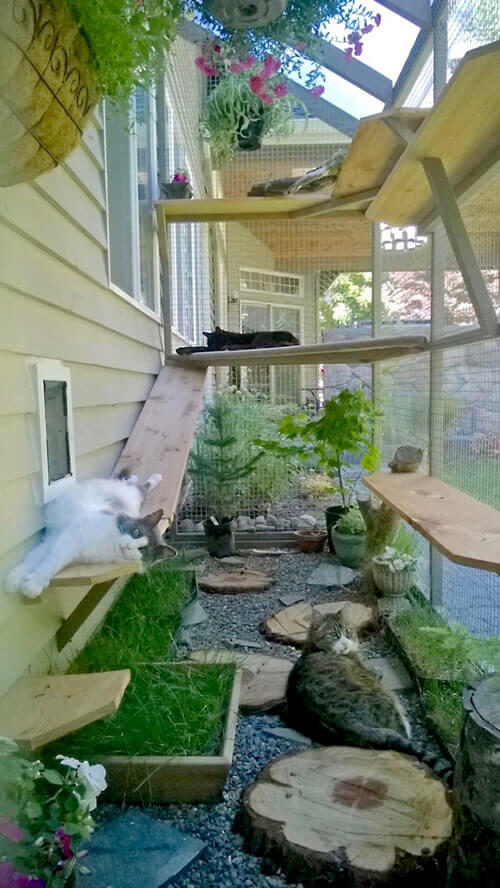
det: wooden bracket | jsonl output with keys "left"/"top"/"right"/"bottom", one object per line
{"left": 56, "top": 579, "right": 116, "bottom": 651}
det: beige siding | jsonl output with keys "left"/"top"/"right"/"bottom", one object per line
{"left": 0, "top": 100, "right": 161, "bottom": 695}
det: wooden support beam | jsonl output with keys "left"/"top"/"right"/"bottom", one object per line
{"left": 311, "top": 39, "right": 393, "bottom": 104}
{"left": 375, "top": 0, "right": 432, "bottom": 30}
{"left": 421, "top": 157, "right": 498, "bottom": 336}
{"left": 289, "top": 188, "right": 379, "bottom": 219}
{"left": 56, "top": 580, "right": 116, "bottom": 652}
{"left": 419, "top": 145, "right": 500, "bottom": 232}
{"left": 282, "top": 80, "right": 359, "bottom": 137}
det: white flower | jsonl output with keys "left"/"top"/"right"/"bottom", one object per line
{"left": 56, "top": 755, "right": 81, "bottom": 769}
{"left": 393, "top": 558, "right": 405, "bottom": 572}
{"left": 76, "top": 762, "right": 107, "bottom": 811}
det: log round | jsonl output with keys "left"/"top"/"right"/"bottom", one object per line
{"left": 187, "top": 650, "right": 293, "bottom": 712}
{"left": 447, "top": 673, "right": 500, "bottom": 886}
{"left": 241, "top": 747, "right": 452, "bottom": 887}
{"left": 262, "top": 600, "right": 375, "bottom": 646}
{"left": 199, "top": 569, "right": 275, "bottom": 594}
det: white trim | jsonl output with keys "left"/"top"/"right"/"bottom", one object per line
{"left": 35, "top": 360, "right": 76, "bottom": 503}
{"left": 110, "top": 283, "right": 161, "bottom": 323}
{"left": 239, "top": 266, "right": 304, "bottom": 300}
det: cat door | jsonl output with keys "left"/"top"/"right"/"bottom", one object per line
{"left": 35, "top": 362, "right": 76, "bottom": 501}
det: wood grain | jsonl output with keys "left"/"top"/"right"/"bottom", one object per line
{"left": 187, "top": 650, "right": 293, "bottom": 712}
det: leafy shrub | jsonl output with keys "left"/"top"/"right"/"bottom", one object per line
{"left": 336, "top": 507, "right": 365, "bottom": 536}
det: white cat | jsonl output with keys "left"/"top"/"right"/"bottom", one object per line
{"left": 5, "top": 472, "right": 163, "bottom": 599}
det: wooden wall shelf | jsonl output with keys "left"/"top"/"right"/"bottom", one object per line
{"left": 364, "top": 473, "right": 500, "bottom": 574}
{"left": 50, "top": 561, "right": 141, "bottom": 587}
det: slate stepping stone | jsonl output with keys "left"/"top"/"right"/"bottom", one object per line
{"left": 75, "top": 810, "right": 205, "bottom": 888}
{"left": 263, "top": 600, "right": 375, "bottom": 646}
{"left": 260, "top": 723, "right": 312, "bottom": 746}
{"left": 199, "top": 569, "right": 275, "bottom": 594}
{"left": 278, "top": 592, "right": 306, "bottom": 607}
{"left": 180, "top": 599, "right": 209, "bottom": 627}
{"left": 187, "top": 650, "right": 293, "bottom": 712}
{"left": 367, "top": 656, "right": 413, "bottom": 690}
{"left": 308, "top": 562, "right": 357, "bottom": 587}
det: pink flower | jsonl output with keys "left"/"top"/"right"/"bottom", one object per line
{"left": 347, "top": 31, "right": 361, "bottom": 44}
{"left": 204, "top": 64, "right": 217, "bottom": 76}
{"left": 0, "top": 818, "right": 23, "bottom": 843}
{"left": 249, "top": 74, "right": 265, "bottom": 95}
{"left": 354, "top": 41, "right": 363, "bottom": 56}
{"left": 240, "top": 54, "right": 256, "bottom": 70}
{"left": 262, "top": 55, "right": 281, "bottom": 77}
{"left": 230, "top": 61, "right": 244, "bottom": 74}
{"left": 362, "top": 24, "right": 373, "bottom": 34}
{"left": 213, "top": 43, "right": 222, "bottom": 54}
{"left": 261, "top": 92, "right": 274, "bottom": 105}
{"left": 273, "top": 83, "right": 288, "bottom": 98}
{"left": 195, "top": 56, "right": 207, "bottom": 72}
{"left": 309, "top": 85, "right": 325, "bottom": 97}
{"left": 375, "top": 12, "right": 382, "bottom": 26}
{"left": 55, "top": 828, "right": 73, "bottom": 860}
{"left": 344, "top": 46, "right": 353, "bottom": 60}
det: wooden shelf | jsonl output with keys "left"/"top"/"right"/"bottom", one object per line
{"left": 367, "top": 41, "right": 500, "bottom": 226}
{"left": 155, "top": 194, "right": 368, "bottom": 224}
{"left": 50, "top": 560, "right": 142, "bottom": 587}
{"left": 364, "top": 473, "right": 500, "bottom": 573}
{"left": 0, "top": 670, "right": 131, "bottom": 750}
{"left": 168, "top": 334, "right": 429, "bottom": 368}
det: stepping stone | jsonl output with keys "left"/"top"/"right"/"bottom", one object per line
{"left": 220, "top": 556, "right": 246, "bottom": 567}
{"left": 228, "top": 637, "right": 263, "bottom": 650}
{"left": 278, "top": 592, "right": 306, "bottom": 607}
{"left": 246, "top": 549, "right": 294, "bottom": 556}
{"left": 308, "top": 562, "right": 357, "bottom": 587}
{"left": 187, "top": 650, "right": 293, "bottom": 712}
{"left": 261, "top": 724, "right": 312, "bottom": 746}
{"left": 75, "top": 810, "right": 205, "bottom": 888}
{"left": 180, "top": 599, "right": 209, "bottom": 627}
{"left": 263, "top": 600, "right": 375, "bottom": 646}
{"left": 199, "top": 569, "right": 275, "bottom": 594}
{"left": 367, "top": 656, "right": 413, "bottom": 690}
{"left": 241, "top": 747, "right": 452, "bottom": 886}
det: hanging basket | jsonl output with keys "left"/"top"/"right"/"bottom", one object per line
{"left": 0, "top": 0, "right": 100, "bottom": 187}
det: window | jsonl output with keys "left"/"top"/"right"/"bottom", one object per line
{"left": 239, "top": 268, "right": 302, "bottom": 298}
{"left": 105, "top": 90, "right": 159, "bottom": 313}
{"left": 36, "top": 362, "right": 75, "bottom": 501}
{"left": 239, "top": 301, "right": 303, "bottom": 403}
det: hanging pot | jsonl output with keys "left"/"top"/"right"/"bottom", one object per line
{"left": 208, "top": 0, "right": 288, "bottom": 28}
{"left": 204, "top": 517, "right": 236, "bottom": 558}
{"left": 325, "top": 505, "right": 348, "bottom": 554}
{"left": 0, "top": 0, "right": 100, "bottom": 186}
{"left": 237, "top": 112, "right": 265, "bottom": 151}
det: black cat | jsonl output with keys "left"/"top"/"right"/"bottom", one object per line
{"left": 176, "top": 326, "right": 299, "bottom": 355}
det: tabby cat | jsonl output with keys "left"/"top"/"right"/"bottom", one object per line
{"left": 285, "top": 611, "right": 452, "bottom": 781}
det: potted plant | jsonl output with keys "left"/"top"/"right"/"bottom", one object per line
{"left": 330, "top": 507, "right": 366, "bottom": 568}
{"left": 294, "top": 528, "right": 328, "bottom": 554}
{"left": 0, "top": 737, "right": 106, "bottom": 886}
{"left": 189, "top": 394, "right": 263, "bottom": 556}
{"left": 0, "top": 0, "right": 182, "bottom": 186}
{"left": 161, "top": 168, "right": 193, "bottom": 199}
{"left": 372, "top": 546, "right": 417, "bottom": 597}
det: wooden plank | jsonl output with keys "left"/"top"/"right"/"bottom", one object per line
{"left": 0, "top": 670, "right": 131, "bottom": 749}
{"left": 334, "top": 109, "right": 428, "bottom": 199}
{"left": 113, "top": 364, "right": 207, "bottom": 527}
{"left": 50, "top": 561, "right": 141, "bottom": 587}
{"left": 364, "top": 473, "right": 500, "bottom": 573}
{"left": 56, "top": 580, "right": 115, "bottom": 651}
{"left": 169, "top": 334, "right": 429, "bottom": 368}
{"left": 156, "top": 195, "right": 364, "bottom": 224}
{"left": 187, "top": 650, "right": 294, "bottom": 713}
{"left": 367, "top": 42, "right": 500, "bottom": 225}
{"left": 288, "top": 189, "right": 379, "bottom": 220}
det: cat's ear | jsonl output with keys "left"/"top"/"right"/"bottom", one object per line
{"left": 215, "top": 325, "right": 222, "bottom": 332}
{"left": 141, "top": 509, "right": 163, "bottom": 529}
{"left": 203, "top": 331, "right": 209, "bottom": 339}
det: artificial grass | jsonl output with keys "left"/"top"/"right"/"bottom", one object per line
{"left": 53, "top": 563, "right": 235, "bottom": 759}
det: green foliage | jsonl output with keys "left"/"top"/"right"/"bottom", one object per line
{"left": 320, "top": 272, "right": 372, "bottom": 329}
{"left": 300, "top": 472, "right": 337, "bottom": 500}
{"left": 391, "top": 522, "right": 418, "bottom": 557}
{"left": 420, "top": 680, "right": 465, "bottom": 748}
{"left": 256, "top": 387, "right": 381, "bottom": 508}
{"left": 199, "top": 72, "right": 301, "bottom": 159}
{"left": 190, "top": 391, "right": 300, "bottom": 518}
{"left": 67, "top": 0, "right": 182, "bottom": 103}
{"left": 336, "top": 507, "right": 365, "bottom": 536}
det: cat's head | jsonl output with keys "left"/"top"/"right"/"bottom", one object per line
{"left": 117, "top": 510, "right": 164, "bottom": 559}
{"left": 203, "top": 326, "right": 225, "bottom": 349}
{"left": 308, "top": 610, "right": 360, "bottom": 655}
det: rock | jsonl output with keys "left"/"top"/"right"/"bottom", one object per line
{"left": 255, "top": 515, "right": 267, "bottom": 524}
{"left": 308, "top": 562, "right": 357, "bottom": 587}
{"left": 275, "top": 520, "right": 286, "bottom": 531}
{"left": 278, "top": 592, "right": 306, "bottom": 607}
{"left": 367, "top": 656, "right": 413, "bottom": 691}
{"left": 220, "top": 556, "right": 246, "bottom": 567}
{"left": 298, "top": 514, "right": 317, "bottom": 528}
{"left": 260, "top": 724, "right": 312, "bottom": 746}
{"left": 288, "top": 518, "right": 298, "bottom": 529}
{"left": 178, "top": 519, "right": 194, "bottom": 532}
{"left": 266, "top": 515, "right": 278, "bottom": 526}
{"left": 75, "top": 810, "right": 206, "bottom": 888}
{"left": 194, "top": 522, "right": 205, "bottom": 533}
{"left": 180, "top": 600, "right": 209, "bottom": 628}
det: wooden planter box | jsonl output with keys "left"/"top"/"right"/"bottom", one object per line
{"left": 0, "top": 0, "right": 100, "bottom": 185}
{"left": 101, "top": 668, "right": 242, "bottom": 804}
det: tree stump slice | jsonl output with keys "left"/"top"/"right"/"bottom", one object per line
{"left": 241, "top": 746, "right": 452, "bottom": 887}
{"left": 199, "top": 569, "right": 275, "bottom": 594}
{"left": 262, "top": 600, "right": 376, "bottom": 646}
{"left": 447, "top": 673, "right": 500, "bottom": 886}
{"left": 187, "top": 650, "right": 293, "bottom": 712}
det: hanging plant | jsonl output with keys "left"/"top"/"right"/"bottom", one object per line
{"left": 199, "top": 50, "right": 305, "bottom": 158}
{"left": 185, "top": 0, "right": 382, "bottom": 90}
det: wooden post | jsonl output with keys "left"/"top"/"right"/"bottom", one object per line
{"left": 447, "top": 673, "right": 500, "bottom": 887}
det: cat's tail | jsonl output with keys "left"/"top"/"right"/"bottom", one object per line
{"left": 347, "top": 723, "right": 454, "bottom": 785}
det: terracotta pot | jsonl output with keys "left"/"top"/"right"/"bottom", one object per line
{"left": 330, "top": 526, "right": 366, "bottom": 568}
{"left": 294, "top": 529, "right": 327, "bottom": 554}
{"left": 0, "top": 0, "right": 100, "bottom": 186}
{"left": 372, "top": 560, "right": 415, "bottom": 597}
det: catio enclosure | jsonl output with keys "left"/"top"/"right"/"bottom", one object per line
{"left": 161, "top": 4, "right": 499, "bottom": 640}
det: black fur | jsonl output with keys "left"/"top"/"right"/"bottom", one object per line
{"left": 176, "top": 326, "right": 299, "bottom": 355}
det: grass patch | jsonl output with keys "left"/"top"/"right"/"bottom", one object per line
{"left": 420, "top": 679, "right": 465, "bottom": 748}
{"left": 52, "top": 563, "right": 235, "bottom": 760}
{"left": 47, "top": 663, "right": 235, "bottom": 758}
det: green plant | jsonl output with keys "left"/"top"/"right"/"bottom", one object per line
{"left": 300, "top": 472, "right": 337, "bottom": 500}
{"left": 336, "top": 507, "right": 365, "bottom": 536}
{"left": 67, "top": 0, "right": 183, "bottom": 104}
{"left": 199, "top": 69, "right": 301, "bottom": 159}
{"left": 390, "top": 523, "right": 418, "bottom": 557}
{"left": 372, "top": 545, "right": 417, "bottom": 572}
{"left": 320, "top": 272, "right": 372, "bottom": 329}
{"left": 420, "top": 680, "right": 465, "bottom": 748}
{"left": 256, "top": 387, "right": 381, "bottom": 508}
{"left": 0, "top": 738, "right": 106, "bottom": 887}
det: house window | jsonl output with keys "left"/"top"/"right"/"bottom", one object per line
{"left": 105, "top": 90, "right": 159, "bottom": 313}
{"left": 239, "top": 301, "right": 303, "bottom": 403}
{"left": 36, "top": 363, "right": 75, "bottom": 501}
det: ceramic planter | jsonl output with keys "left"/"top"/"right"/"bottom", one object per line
{"left": 372, "top": 560, "right": 416, "bottom": 597}
{"left": 331, "top": 525, "right": 366, "bottom": 569}
{"left": 0, "top": 0, "right": 100, "bottom": 186}
{"left": 294, "top": 529, "right": 327, "bottom": 554}
{"left": 325, "top": 505, "right": 348, "bottom": 554}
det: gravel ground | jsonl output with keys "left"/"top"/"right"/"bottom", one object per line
{"left": 96, "top": 550, "right": 444, "bottom": 888}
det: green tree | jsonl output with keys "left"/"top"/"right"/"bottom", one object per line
{"left": 320, "top": 272, "right": 372, "bottom": 329}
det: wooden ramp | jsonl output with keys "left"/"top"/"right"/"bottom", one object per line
{"left": 0, "top": 671, "right": 130, "bottom": 749}
{"left": 114, "top": 364, "right": 207, "bottom": 529}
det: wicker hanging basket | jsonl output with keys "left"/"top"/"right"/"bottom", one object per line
{"left": 0, "top": 0, "right": 100, "bottom": 186}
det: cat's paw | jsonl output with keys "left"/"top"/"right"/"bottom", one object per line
{"left": 20, "top": 575, "right": 46, "bottom": 599}
{"left": 144, "top": 473, "right": 162, "bottom": 492}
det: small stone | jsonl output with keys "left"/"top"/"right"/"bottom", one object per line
{"left": 275, "top": 520, "right": 286, "bottom": 531}
{"left": 194, "top": 522, "right": 205, "bottom": 533}
{"left": 228, "top": 638, "right": 262, "bottom": 650}
{"left": 279, "top": 592, "right": 306, "bottom": 606}
{"left": 308, "top": 563, "right": 357, "bottom": 587}
{"left": 289, "top": 518, "right": 298, "bottom": 529}
{"left": 179, "top": 519, "right": 194, "bottom": 532}
{"left": 261, "top": 724, "right": 312, "bottom": 746}
{"left": 220, "top": 556, "right": 246, "bottom": 567}
{"left": 367, "top": 656, "right": 413, "bottom": 690}
{"left": 255, "top": 515, "right": 267, "bottom": 525}
{"left": 298, "top": 514, "right": 317, "bottom": 528}
{"left": 181, "top": 600, "right": 209, "bottom": 628}
{"left": 266, "top": 515, "right": 278, "bottom": 526}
